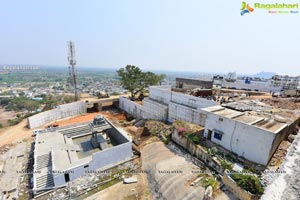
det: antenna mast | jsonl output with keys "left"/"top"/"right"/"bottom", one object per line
{"left": 68, "top": 41, "right": 79, "bottom": 101}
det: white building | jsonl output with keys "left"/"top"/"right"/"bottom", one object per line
{"left": 271, "top": 75, "right": 300, "bottom": 90}
{"left": 201, "top": 106, "right": 289, "bottom": 165}
{"left": 119, "top": 85, "right": 218, "bottom": 125}
{"left": 32, "top": 117, "right": 133, "bottom": 194}
{"left": 119, "top": 86, "right": 295, "bottom": 166}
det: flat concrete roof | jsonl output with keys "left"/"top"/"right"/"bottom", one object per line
{"left": 34, "top": 118, "right": 131, "bottom": 190}
{"left": 202, "top": 105, "right": 288, "bottom": 133}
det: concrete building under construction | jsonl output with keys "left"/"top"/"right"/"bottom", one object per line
{"left": 32, "top": 115, "right": 133, "bottom": 194}
{"left": 176, "top": 77, "right": 213, "bottom": 89}
{"left": 119, "top": 86, "right": 299, "bottom": 166}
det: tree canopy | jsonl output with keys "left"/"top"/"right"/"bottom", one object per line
{"left": 117, "top": 65, "right": 165, "bottom": 99}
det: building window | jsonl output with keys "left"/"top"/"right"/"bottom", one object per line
{"left": 214, "top": 132, "right": 223, "bottom": 140}
{"left": 84, "top": 165, "right": 89, "bottom": 168}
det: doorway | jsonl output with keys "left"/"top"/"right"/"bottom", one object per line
{"left": 64, "top": 173, "right": 70, "bottom": 182}
{"left": 207, "top": 130, "right": 212, "bottom": 140}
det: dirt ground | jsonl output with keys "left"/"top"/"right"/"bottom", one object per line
{"left": 0, "top": 108, "right": 17, "bottom": 127}
{"left": 49, "top": 110, "right": 126, "bottom": 127}
{"left": 0, "top": 119, "right": 32, "bottom": 147}
{"left": 0, "top": 110, "right": 126, "bottom": 147}
{"left": 260, "top": 97, "right": 300, "bottom": 110}
{"left": 248, "top": 94, "right": 273, "bottom": 100}
{"left": 268, "top": 140, "right": 291, "bottom": 168}
{"left": 84, "top": 173, "right": 151, "bottom": 200}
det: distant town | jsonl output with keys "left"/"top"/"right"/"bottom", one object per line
{"left": 0, "top": 64, "right": 299, "bottom": 200}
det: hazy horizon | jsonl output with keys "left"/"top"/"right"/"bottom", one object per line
{"left": 0, "top": 0, "right": 299, "bottom": 75}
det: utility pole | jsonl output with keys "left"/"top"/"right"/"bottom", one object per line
{"left": 67, "top": 41, "right": 79, "bottom": 101}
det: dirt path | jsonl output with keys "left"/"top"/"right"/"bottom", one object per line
{"left": 0, "top": 119, "right": 32, "bottom": 146}
{"left": 49, "top": 111, "right": 126, "bottom": 128}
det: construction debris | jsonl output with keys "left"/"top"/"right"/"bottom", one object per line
{"left": 123, "top": 176, "right": 138, "bottom": 184}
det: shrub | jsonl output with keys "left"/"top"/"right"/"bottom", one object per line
{"left": 208, "top": 147, "right": 218, "bottom": 155}
{"left": 220, "top": 160, "right": 233, "bottom": 171}
{"left": 230, "top": 173, "right": 263, "bottom": 195}
{"left": 0, "top": 123, "right": 3, "bottom": 128}
{"left": 8, "top": 118, "right": 22, "bottom": 126}
{"left": 187, "top": 133, "right": 200, "bottom": 144}
{"left": 202, "top": 177, "right": 219, "bottom": 190}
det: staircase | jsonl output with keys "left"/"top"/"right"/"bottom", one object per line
{"left": 35, "top": 153, "right": 55, "bottom": 189}
{"left": 59, "top": 124, "right": 91, "bottom": 138}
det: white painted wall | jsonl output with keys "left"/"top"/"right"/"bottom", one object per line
{"left": 90, "top": 142, "right": 132, "bottom": 170}
{"left": 119, "top": 97, "right": 168, "bottom": 121}
{"left": 203, "top": 111, "right": 276, "bottom": 165}
{"left": 220, "top": 80, "right": 282, "bottom": 92}
{"left": 52, "top": 140, "right": 133, "bottom": 187}
{"left": 171, "top": 92, "right": 217, "bottom": 109}
{"left": 149, "top": 86, "right": 171, "bottom": 105}
{"left": 168, "top": 102, "right": 207, "bottom": 126}
{"left": 28, "top": 101, "right": 86, "bottom": 129}
{"left": 53, "top": 173, "right": 66, "bottom": 187}
{"left": 120, "top": 86, "right": 217, "bottom": 123}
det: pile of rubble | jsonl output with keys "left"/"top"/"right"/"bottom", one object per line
{"left": 144, "top": 120, "right": 172, "bottom": 136}
{"left": 44, "top": 162, "right": 136, "bottom": 200}
{"left": 0, "top": 145, "right": 12, "bottom": 155}
{"left": 261, "top": 98, "right": 300, "bottom": 110}
{"left": 261, "top": 131, "right": 300, "bottom": 200}
{"left": 268, "top": 140, "right": 291, "bottom": 168}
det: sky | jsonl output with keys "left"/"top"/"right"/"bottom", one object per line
{"left": 0, "top": 0, "right": 299, "bottom": 75}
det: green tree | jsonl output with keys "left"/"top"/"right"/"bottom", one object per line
{"left": 117, "top": 65, "right": 165, "bottom": 99}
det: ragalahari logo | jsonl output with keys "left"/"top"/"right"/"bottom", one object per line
{"left": 241, "top": 2, "right": 254, "bottom": 15}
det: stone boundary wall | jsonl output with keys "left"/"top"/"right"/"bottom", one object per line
{"left": 222, "top": 170, "right": 258, "bottom": 200}
{"left": 119, "top": 97, "right": 168, "bottom": 121}
{"left": 171, "top": 129, "right": 222, "bottom": 173}
{"left": 28, "top": 101, "right": 86, "bottom": 129}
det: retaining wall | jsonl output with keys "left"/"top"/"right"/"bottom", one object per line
{"left": 172, "top": 129, "right": 222, "bottom": 173}
{"left": 119, "top": 97, "right": 168, "bottom": 121}
{"left": 28, "top": 101, "right": 86, "bottom": 129}
{"left": 120, "top": 86, "right": 217, "bottom": 124}
{"left": 149, "top": 86, "right": 171, "bottom": 104}
{"left": 171, "top": 92, "right": 217, "bottom": 109}
{"left": 222, "top": 170, "right": 258, "bottom": 200}
{"left": 168, "top": 102, "right": 207, "bottom": 125}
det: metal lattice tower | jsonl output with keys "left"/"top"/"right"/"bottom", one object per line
{"left": 67, "top": 41, "right": 79, "bottom": 101}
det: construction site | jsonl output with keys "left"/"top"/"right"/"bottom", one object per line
{"left": 0, "top": 73, "right": 300, "bottom": 200}
{"left": 1, "top": 45, "right": 300, "bottom": 200}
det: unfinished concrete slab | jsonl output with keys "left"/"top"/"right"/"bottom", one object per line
{"left": 32, "top": 116, "right": 133, "bottom": 195}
